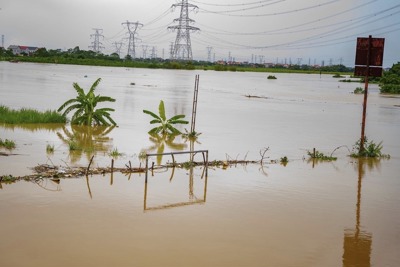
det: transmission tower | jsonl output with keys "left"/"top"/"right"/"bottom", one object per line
{"left": 89, "top": 28, "right": 105, "bottom": 53}
{"left": 150, "top": 46, "right": 157, "bottom": 59}
{"left": 259, "top": 55, "right": 264, "bottom": 64}
{"left": 113, "top": 42, "right": 123, "bottom": 57}
{"left": 122, "top": 21, "right": 143, "bottom": 58}
{"left": 142, "top": 45, "right": 149, "bottom": 59}
{"left": 168, "top": 0, "right": 200, "bottom": 61}
{"left": 169, "top": 42, "right": 174, "bottom": 59}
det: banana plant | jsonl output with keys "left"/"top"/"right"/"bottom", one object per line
{"left": 143, "top": 100, "right": 188, "bottom": 135}
{"left": 58, "top": 78, "right": 117, "bottom": 126}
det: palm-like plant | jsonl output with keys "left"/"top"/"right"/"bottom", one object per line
{"left": 57, "top": 78, "right": 117, "bottom": 126}
{"left": 143, "top": 100, "right": 188, "bottom": 135}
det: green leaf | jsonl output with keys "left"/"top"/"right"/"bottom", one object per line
{"left": 150, "top": 119, "right": 161, "bottom": 124}
{"left": 168, "top": 114, "right": 186, "bottom": 121}
{"left": 158, "top": 100, "right": 166, "bottom": 121}
{"left": 169, "top": 120, "right": 189, "bottom": 125}
{"left": 143, "top": 109, "right": 161, "bottom": 120}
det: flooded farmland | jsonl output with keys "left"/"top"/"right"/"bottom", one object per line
{"left": 1, "top": 62, "right": 400, "bottom": 267}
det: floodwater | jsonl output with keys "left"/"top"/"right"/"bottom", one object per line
{"left": 1, "top": 62, "right": 400, "bottom": 266}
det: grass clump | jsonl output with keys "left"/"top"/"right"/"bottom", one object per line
{"left": 0, "top": 105, "right": 67, "bottom": 124}
{"left": 353, "top": 87, "right": 365, "bottom": 94}
{"left": 46, "top": 144, "right": 55, "bottom": 154}
{"left": 68, "top": 139, "right": 81, "bottom": 151}
{"left": 280, "top": 156, "right": 288, "bottom": 166}
{"left": 307, "top": 149, "right": 337, "bottom": 161}
{"left": 109, "top": 147, "right": 123, "bottom": 158}
{"left": 182, "top": 129, "right": 202, "bottom": 140}
{"left": 350, "top": 137, "right": 390, "bottom": 158}
{"left": 333, "top": 73, "right": 345, "bottom": 78}
{"left": 0, "top": 138, "right": 16, "bottom": 150}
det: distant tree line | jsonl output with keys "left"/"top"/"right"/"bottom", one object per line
{"left": 0, "top": 46, "right": 357, "bottom": 74}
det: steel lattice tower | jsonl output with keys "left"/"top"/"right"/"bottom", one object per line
{"left": 89, "top": 28, "right": 105, "bottom": 53}
{"left": 168, "top": 0, "right": 199, "bottom": 61}
{"left": 122, "top": 21, "right": 143, "bottom": 59}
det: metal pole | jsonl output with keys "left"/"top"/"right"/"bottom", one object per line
{"left": 191, "top": 75, "right": 200, "bottom": 133}
{"left": 359, "top": 35, "right": 372, "bottom": 154}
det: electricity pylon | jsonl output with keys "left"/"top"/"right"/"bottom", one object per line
{"left": 122, "top": 21, "right": 143, "bottom": 59}
{"left": 168, "top": 0, "right": 199, "bottom": 61}
{"left": 89, "top": 28, "right": 104, "bottom": 53}
{"left": 113, "top": 42, "right": 123, "bottom": 57}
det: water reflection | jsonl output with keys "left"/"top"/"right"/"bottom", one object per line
{"left": 1, "top": 123, "right": 64, "bottom": 132}
{"left": 143, "top": 166, "right": 208, "bottom": 211}
{"left": 57, "top": 125, "right": 115, "bottom": 163}
{"left": 142, "top": 133, "right": 187, "bottom": 165}
{"left": 342, "top": 159, "right": 373, "bottom": 267}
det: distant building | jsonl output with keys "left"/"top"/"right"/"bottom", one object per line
{"left": 7, "top": 45, "right": 39, "bottom": 55}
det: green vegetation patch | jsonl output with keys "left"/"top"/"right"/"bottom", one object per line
{"left": 0, "top": 105, "right": 66, "bottom": 124}
{"left": 307, "top": 149, "right": 337, "bottom": 161}
{"left": 0, "top": 138, "right": 16, "bottom": 150}
{"left": 350, "top": 137, "right": 390, "bottom": 158}
{"left": 353, "top": 87, "right": 365, "bottom": 94}
{"left": 379, "top": 62, "right": 400, "bottom": 94}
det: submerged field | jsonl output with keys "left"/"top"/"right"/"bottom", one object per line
{"left": 0, "top": 62, "right": 399, "bottom": 266}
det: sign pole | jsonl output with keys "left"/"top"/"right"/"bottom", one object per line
{"left": 359, "top": 35, "right": 372, "bottom": 154}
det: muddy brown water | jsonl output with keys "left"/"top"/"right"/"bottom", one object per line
{"left": 1, "top": 62, "right": 400, "bottom": 266}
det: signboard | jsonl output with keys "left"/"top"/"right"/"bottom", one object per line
{"left": 354, "top": 37, "right": 385, "bottom": 77}
{"left": 354, "top": 66, "right": 383, "bottom": 77}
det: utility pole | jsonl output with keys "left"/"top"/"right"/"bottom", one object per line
{"left": 1, "top": 35, "right": 4, "bottom": 48}
{"left": 122, "top": 21, "right": 143, "bottom": 59}
{"left": 168, "top": 0, "right": 199, "bottom": 61}
{"left": 112, "top": 42, "right": 123, "bottom": 57}
{"left": 207, "top": 46, "right": 213, "bottom": 62}
{"left": 89, "top": 28, "right": 105, "bottom": 53}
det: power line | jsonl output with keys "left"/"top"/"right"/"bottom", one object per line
{"left": 196, "top": 2, "right": 398, "bottom": 36}
{"left": 199, "top": 0, "right": 284, "bottom": 14}
{"left": 199, "top": 0, "right": 340, "bottom": 17}
{"left": 191, "top": 0, "right": 281, "bottom": 7}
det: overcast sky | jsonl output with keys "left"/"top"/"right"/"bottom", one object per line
{"left": 1, "top": 0, "right": 399, "bottom": 67}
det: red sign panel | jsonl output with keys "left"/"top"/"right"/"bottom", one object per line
{"left": 354, "top": 66, "right": 383, "bottom": 77}
{"left": 355, "top": 37, "right": 385, "bottom": 66}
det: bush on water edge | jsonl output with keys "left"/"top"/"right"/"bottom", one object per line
{"left": 0, "top": 105, "right": 67, "bottom": 124}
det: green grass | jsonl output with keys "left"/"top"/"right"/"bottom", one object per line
{"left": 0, "top": 138, "right": 16, "bottom": 150}
{"left": 350, "top": 137, "right": 390, "bottom": 158}
{"left": 109, "top": 147, "right": 123, "bottom": 158}
{"left": 307, "top": 149, "right": 337, "bottom": 161}
{"left": 353, "top": 87, "right": 365, "bottom": 94}
{"left": 68, "top": 139, "right": 81, "bottom": 151}
{"left": 46, "top": 144, "right": 55, "bottom": 154}
{"left": 0, "top": 105, "right": 67, "bottom": 124}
